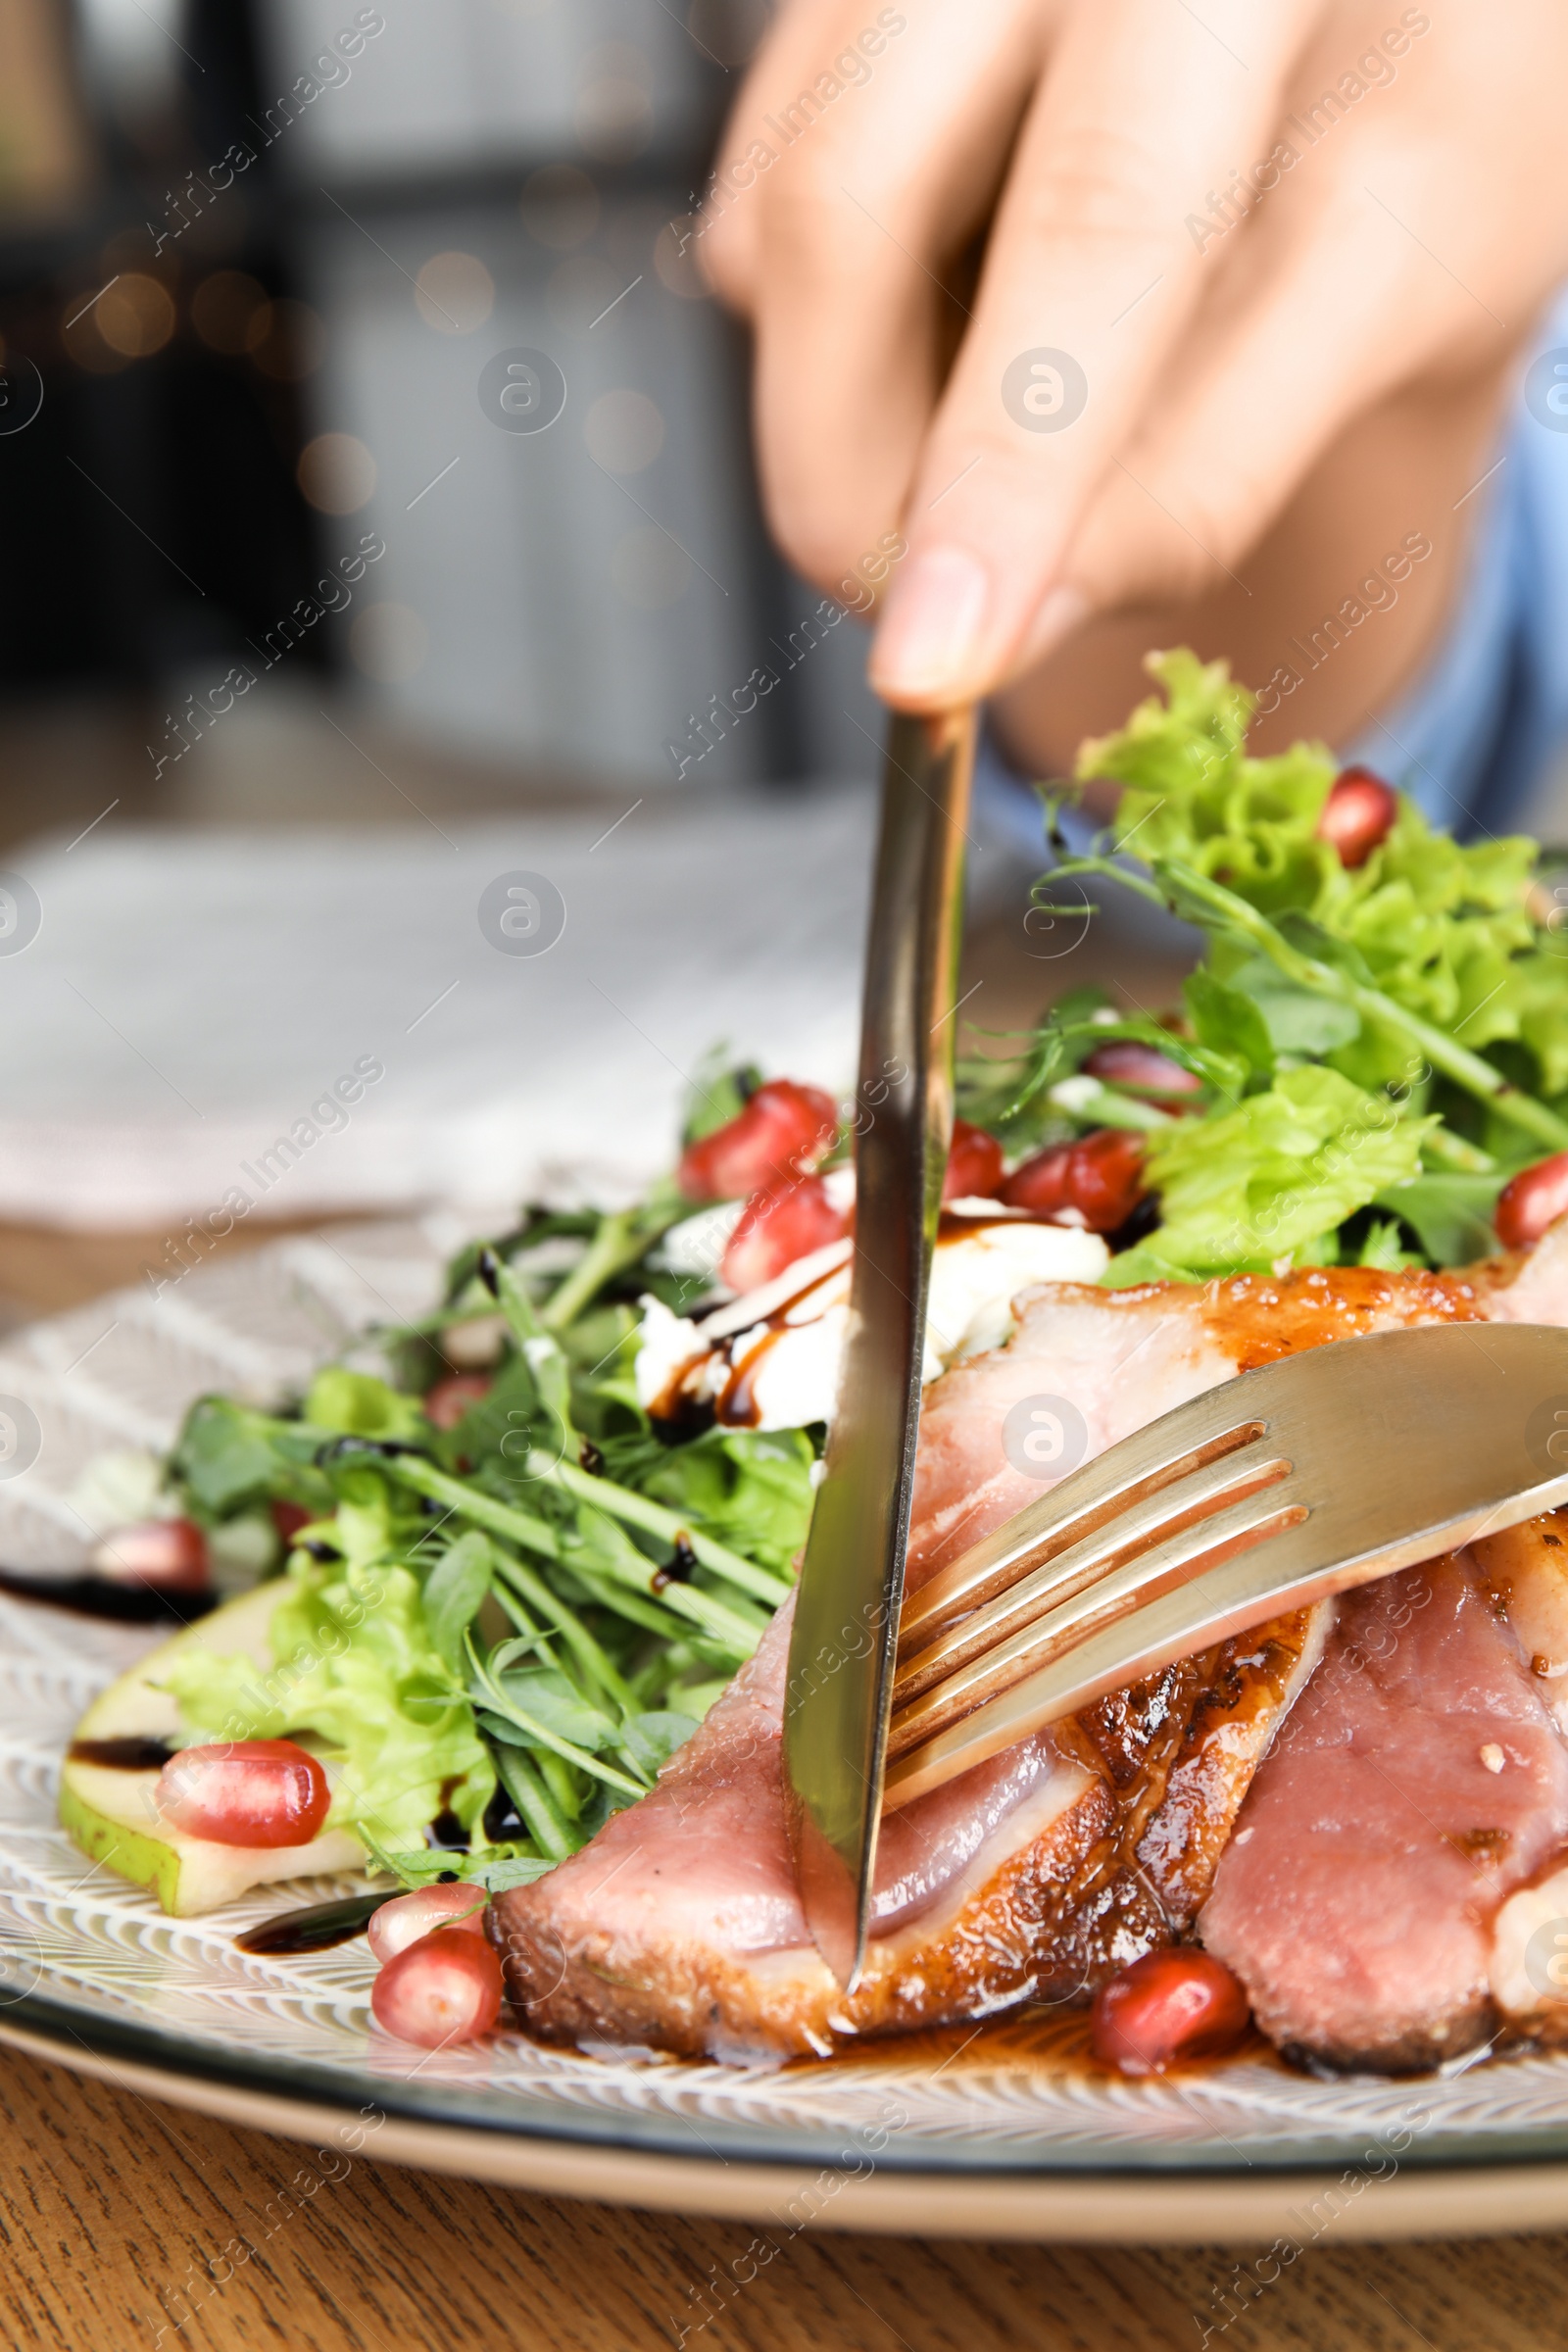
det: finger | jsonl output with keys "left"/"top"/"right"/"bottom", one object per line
{"left": 697, "top": 0, "right": 857, "bottom": 313}
{"left": 867, "top": 0, "right": 1316, "bottom": 710}
{"left": 738, "top": 0, "right": 1050, "bottom": 591}
{"left": 1053, "top": 141, "right": 1526, "bottom": 625}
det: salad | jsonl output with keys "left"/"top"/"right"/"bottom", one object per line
{"left": 60, "top": 647, "right": 1568, "bottom": 2051}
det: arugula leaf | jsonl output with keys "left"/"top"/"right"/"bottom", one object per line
{"left": 622, "top": 1710, "right": 700, "bottom": 1778}
{"left": 1373, "top": 1172, "right": 1505, "bottom": 1267}
{"left": 1182, "top": 966, "right": 1274, "bottom": 1087}
{"left": 601, "top": 1424, "right": 814, "bottom": 1581}
{"left": 436, "top": 1347, "right": 559, "bottom": 1474}
{"left": 483, "top": 1656, "right": 618, "bottom": 1752}
{"left": 421, "top": 1531, "right": 494, "bottom": 1673}
{"left": 1225, "top": 955, "right": 1362, "bottom": 1056}
{"left": 172, "top": 1396, "right": 330, "bottom": 1517}
{"left": 357, "top": 1830, "right": 553, "bottom": 1895}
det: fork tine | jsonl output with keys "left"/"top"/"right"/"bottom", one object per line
{"left": 898, "top": 1391, "right": 1270, "bottom": 1657}
{"left": 887, "top": 1486, "right": 1307, "bottom": 1771}
{"left": 892, "top": 1442, "right": 1295, "bottom": 1708}
{"left": 884, "top": 1321, "right": 1568, "bottom": 1814}
{"left": 884, "top": 1534, "right": 1306, "bottom": 1814}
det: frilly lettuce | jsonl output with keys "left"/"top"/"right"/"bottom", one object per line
{"left": 164, "top": 1521, "right": 494, "bottom": 1850}
{"left": 1104, "top": 1066, "right": 1434, "bottom": 1285}
{"left": 1081, "top": 649, "right": 1566, "bottom": 1100}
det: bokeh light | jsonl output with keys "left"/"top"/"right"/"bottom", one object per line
{"left": 414, "top": 252, "right": 495, "bottom": 335}
{"left": 297, "top": 431, "right": 377, "bottom": 514}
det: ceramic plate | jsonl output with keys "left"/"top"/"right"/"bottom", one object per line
{"left": 6, "top": 1221, "right": 1568, "bottom": 2240}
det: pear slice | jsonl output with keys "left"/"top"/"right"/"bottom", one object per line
{"left": 59, "top": 1581, "right": 363, "bottom": 1916}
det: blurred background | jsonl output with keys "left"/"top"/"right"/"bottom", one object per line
{"left": 0, "top": 0, "right": 1183, "bottom": 1322}
{"left": 0, "top": 0, "right": 882, "bottom": 800}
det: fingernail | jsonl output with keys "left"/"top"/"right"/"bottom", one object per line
{"left": 869, "top": 546, "right": 990, "bottom": 702}
{"left": 1017, "top": 585, "right": 1090, "bottom": 669}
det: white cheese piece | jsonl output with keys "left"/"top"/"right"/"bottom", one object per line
{"left": 634, "top": 1296, "right": 710, "bottom": 1411}
{"left": 924, "top": 1221, "right": 1108, "bottom": 1375}
{"left": 1048, "top": 1075, "right": 1102, "bottom": 1114}
{"left": 652, "top": 1200, "right": 745, "bottom": 1281}
{"left": 742, "top": 1302, "right": 852, "bottom": 1430}
{"left": 634, "top": 1219, "right": 1109, "bottom": 1432}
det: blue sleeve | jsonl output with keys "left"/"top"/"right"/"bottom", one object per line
{"left": 1347, "top": 281, "right": 1568, "bottom": 840}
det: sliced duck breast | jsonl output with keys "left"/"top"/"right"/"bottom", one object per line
{"left": 494, "top": 1226, "right": 1568, "bottom": 2063}
{"left": 910, "top": 1227, "right": 1568, "bottom": 1579}
{"left": 1200, "top": 1556, "right": 1568, "bottom": 2072}
{"left": 489, "top": 1586, "right": 1328, "bottom": 2062}
{"left": 1473, "top": 1507, "right": 1568, "bottom": 1736}
{"left": 489, "top": 1592, "right": 1110, "bottom": 2063}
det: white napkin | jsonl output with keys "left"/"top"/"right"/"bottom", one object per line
{"left": 0, "top": 787, "right": 874, "bottom": 1228}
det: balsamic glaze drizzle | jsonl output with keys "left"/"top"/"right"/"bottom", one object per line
{"left": 67, "top": 1736, "right": 176, "bottom": 1770}
{"left": 234, "top": 1891, "right": 387, "bottom": 1956}
{"left": 0, "top": 1567, "right": 215, "bottom": 1624}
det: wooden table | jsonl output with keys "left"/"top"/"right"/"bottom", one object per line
{"left": 1, "top": 1194, "right": 1564, "bottom": 2352}
{"left": 1, "top": 2036, "right": 1565, "bottom": 2352}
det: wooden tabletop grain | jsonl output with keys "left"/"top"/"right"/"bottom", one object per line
{"left": 3, "top": 1218, "right": 1566, "bottom": 2352}
{"left": 2, "top": 2037, "right": 1567, "bottom": 2352}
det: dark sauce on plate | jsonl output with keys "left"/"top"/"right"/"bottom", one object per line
{"left": 67, "top": 1736, "right": 176, "bottom": 1771}
{"left": 783, "top": 2003, "right": 1275, "bottom": 2084}
{"left": 234, "top": 1891, "right": 387, "bottom": 1956}
{"left": 0, "top": 1566, "right": 215, "bottom": 1624}
{"left": 426, "top": 1778, "right": 469, "bottom": 1851}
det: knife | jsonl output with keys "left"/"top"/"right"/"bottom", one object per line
{"left": 781, "top": 706, "right": 976, "bottom": 1988}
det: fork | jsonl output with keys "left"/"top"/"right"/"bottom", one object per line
{"left": 882, "top": 1320, "right": 1568, "bottom": 1811}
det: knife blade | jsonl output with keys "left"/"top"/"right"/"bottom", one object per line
{"left": 781, "top": 706, "right": 975, "bottom": 1989}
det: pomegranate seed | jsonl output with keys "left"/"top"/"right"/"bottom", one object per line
{"left": 1092, "top": 1949, "right": 1250, "bottom": 2075}
{"left": 678, "top": 1079, "right": 839, "bottom": 1201}
{"left": 368, "top": 1882, "right": 488, "bottom": 1962}
{"left": 270, "top": 1499, "right": 313, "bottom": 1545}
{"left": 1003, "top": 1129, "right": 1148, "bottom": 1233}
{"left": 1495, "top": 1152, "right": 1568, "bottom": 1250}
{"left": 721, "top": 1173, "right": 850, "bottom": 1292}
{"left": 1082, "top": 1041, "right": 1200, "bottom": 1098}
{"left": 1316, "top": 765, "right": 1397, "bottom": 868}
{"left": 91, "top": 1517, "right": 210, "bottom": 1593}
{"left": 423, "top": 1373, "right": 493, "bottom": 1430}
{"left": 370, "top": 1926, "right": 505, "bottom": 2047}
{"left": 944, "top": 1120, "right": 1005, "bottom": 1201}
{"left": 155, "top": 1740, "right": 330, "bottom": 1849}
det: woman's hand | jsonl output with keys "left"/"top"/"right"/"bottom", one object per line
{"left": 700, "top": 0, "right": 1568, "bottom": 753}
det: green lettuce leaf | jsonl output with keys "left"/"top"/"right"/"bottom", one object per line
{"left": 164, "top": 1552, "right": 494, "bottom": 1848}
{"left": 1105, "top": 1066, "right": 1435, "bottom": 1284}
{"left": 303, "top": 1368, "right": 428, "bottom": 1444}
{"left": 1081, "top": 649, "right": 1563, "bottom": 1100}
